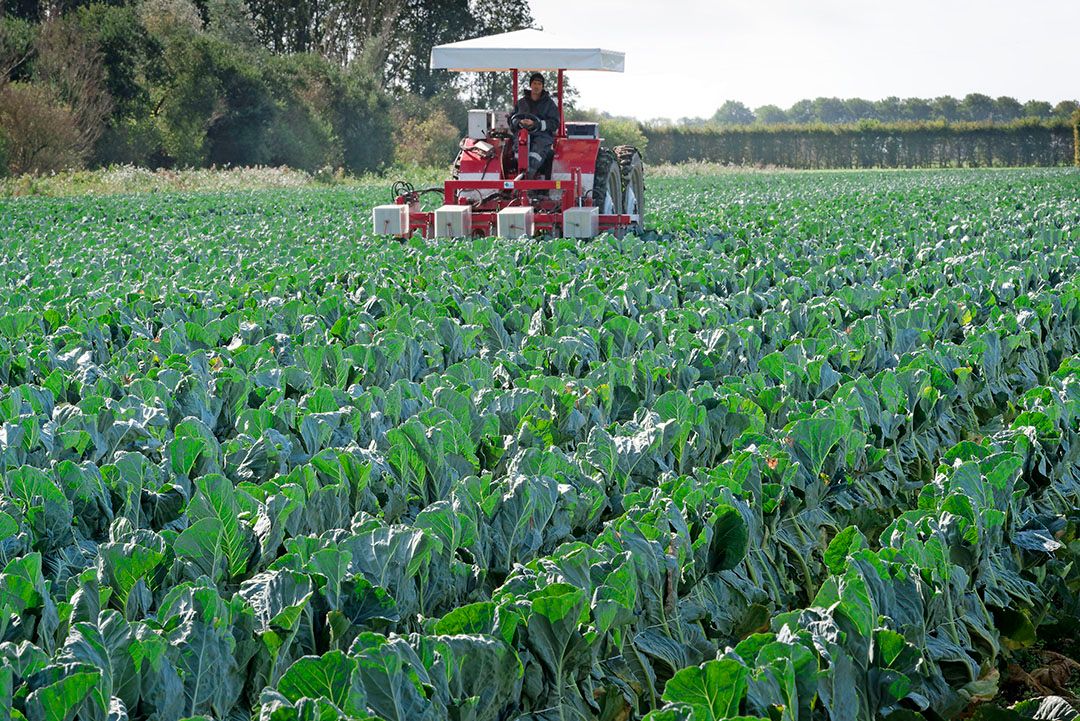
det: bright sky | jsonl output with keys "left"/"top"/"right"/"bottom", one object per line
{"left": 529, "top": 0, "right": 1080, "bottom": 122}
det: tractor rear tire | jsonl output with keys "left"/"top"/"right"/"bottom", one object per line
{"left": 592, "top": 149, "right": 623, "bottom": 220}
{"left": 615, "top": 146, "right": 644, "bottom": 235}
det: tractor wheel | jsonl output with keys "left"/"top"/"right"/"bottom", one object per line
{"left": 592, "top": 148, "right": 623, "bottom": 218}
{"left": 615, "top": 146, "right": 644, "bottom": 235}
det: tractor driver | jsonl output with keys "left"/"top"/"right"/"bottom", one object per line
{"left": 514, "top": 72, "right": 560, "bottom": 178}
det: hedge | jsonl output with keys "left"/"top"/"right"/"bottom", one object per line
{"left": 641, "top": 119, "right": 1075, "bottom": 168}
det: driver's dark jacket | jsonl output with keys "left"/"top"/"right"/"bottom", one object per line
{"left": 514, "top": 90, "right": 560, "bottom": 138}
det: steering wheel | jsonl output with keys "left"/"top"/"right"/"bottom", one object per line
{"left": 509, "top": 112, "right": 542, "bottom": 134}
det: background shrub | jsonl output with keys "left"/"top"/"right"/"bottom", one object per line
{"left": 598, "top": 118, "right": 649, "bottom": 154}
{"left": 263, "top": 53, "right": 339, "bottom": 172}
{"left": 1073, "top": 109, "right": 1079, "bottom": 166}
{"left": 0, "top": 125, "right": 8, "bottom": 178}
{"left": 331, "top": 65, "right": 394, "bottom": 175}
{"left": 0, "top": 83, "right": 88, "bottom": 174}
{"left": 393, "top": 108, "right": 460, "bottom": 168}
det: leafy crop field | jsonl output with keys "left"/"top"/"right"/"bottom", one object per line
{"left": 1, "top": 169, "right": 1079, "bottom": 721}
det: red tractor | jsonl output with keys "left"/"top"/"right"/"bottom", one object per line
{"left": 373, "top": 30, "right": 644, "bottom": 240}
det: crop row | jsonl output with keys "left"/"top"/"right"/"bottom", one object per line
{"left": 1, "top": 171, "right": 1079, "bottom": 721}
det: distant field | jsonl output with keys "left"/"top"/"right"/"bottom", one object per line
{"left": 1, "top": 168, "right": 1079, "bottom": 721}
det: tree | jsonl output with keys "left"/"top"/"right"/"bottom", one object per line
{"left": 1, "top": 15, "right": 35, "bottom": 86}
{"left": 246, "top": 0, "right": 404, "bottom": 70}
{"left": 262, "top": 52, "right": 338, "bottom": 171}
{"left": 1021, "top": 100, "right": 1053, "bottom": 120}
{"left": 843, "top": 98, "right": 877, "bottom": 122}
{"left": 0, "top": 82, "right": 87, "bottom": 173}
{"left": 205, "top": 0, "right": 259, "bottom": 48}
{"left": 754, "top": 104, "right": 786, "bottom": 124}
{"left": 786, "top": 99, "right": 814, "bottom": 123}
{"left": 1, "top": 0, "right": 44, "bottom": 22}
{"left": 384, "top": 0, "right": 471, "bottom": 98}
{"left": 74, "top": 4, "right": 164, "bottom": 165}
{"left": 463, "top": 0, "right": 533, "bottom": 109}
{"left": 712, "top": 100, "right": 754, "bottom": 125}
{"left": 199, "top": 38, "right": 275, "bottom": 165}
{"left": 392, "top": 105, "right": 460, "bottom": 166}
{"left": 930, "top": 96, "right": 961, "bottom": 122}
{"left": 901, "top": 97, "right": 933, "bottom": 121}
{"left": 812, "top": 97, "right": 851, "bottom": 124}
{"left": 992, "top": 96, "right": 1022, "bottom": 122}
{"left": 873, "top": 96, "right": 903, "bottom": 123}
{"left": 1073, "top": 107, "right": 1079, "bottom": 166}
{"left": 330, "top": 61, "right": 393, "bottom": 172}
{"left": 32, "top": 17, "right": 113, "bottom": 157}
{"left": 960, "top": 93, "right": 994, "bottom": 121}
{"left": 139, "top": 0, "right": 204, "bottom": 38}
{"left": 318, "top": 0, "right": 401, "bottom": 72}
{"left": 245, "top": 0, "right": 323, "bottom": 54}
{"left": 1053, "top": 100, "right": 1079, "bottom": 121}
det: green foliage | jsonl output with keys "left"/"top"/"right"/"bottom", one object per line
{"left": 1073, "top": 108, "right": 1079, "bottom": 166}
{"left": 0, "top": 82, "right": 86, "bottom": 174}
{"left": 393, "top": 108, "right": 461, "bottom": 168}
{"left": 330, "top": 65, "right": 394, "bottom": 174}
{"left": 73, "top": 4, "right": 163, "bottom": 166}
{"left": 0, "top": 169, "right": 1078, "bottom": 721}
{"left": 0, "top": 125, "right": 8, "bottom": 177}
{"left": 692, "top": 94, "right": 1080, "bottom": 126}
{"left": 600, "top": 117, "right": 649, "bottom": 154}
{"left": 644, "top": 119, "right": 1075, "bottom": 167}
{"left": 73, "top": 4, "right": 159, "bottom": 121}
{"left": 0, "top": 15, "right": 36, "bottom": 81}
{"left": 155, "top": 33, "right": 274, "bottom": 167}
{"left": 262, "top": 53, "right": 338, "bottom": 172}
{"left": 2, "top": 0, "right": 397, "bottom": 174}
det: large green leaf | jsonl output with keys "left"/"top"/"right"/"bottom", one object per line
{"left": 707, "top": 505, "right": 749, "bottom": 573}
{"left": 662, "top": 659, "right": 750, "bottom": 721}
{"left": 56, "top": 611, "right": 141, "bottom": 720}
{"left": 351, "top": 633, "right": 439, "bottom": 721}
{"left": 788, "top": 418, "right": 847, "bottom": 481}
{"left": 173, "top": 517, "right": 225, "bottom": 583}
{"left": 524, "top": 583, "right": 590, "bottom": 717}
{"left": 25, "top": 668, "right": 101, "bottom": 721}
{"left": 277, "top": 650, "right": 366, "bottom": 716}
{"left": 156, "top": 584, "right": 245, "bottom": 718}
{"left": 96, "top": 542, "right": 165, "bottom": 618}
{"left": 187, "top": 473, "right": 253, "bottom": 580}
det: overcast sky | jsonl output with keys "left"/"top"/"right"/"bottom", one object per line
{"left": 529, "top": 0, "right": 1079, "bottom": 121}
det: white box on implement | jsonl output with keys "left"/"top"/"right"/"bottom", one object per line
{"left": 498, "top": 207, "right": 534, "bottom": 238}
{"left": 373, "top": 204, "right": 409, "bottom": 236}
{"left": 434, "top": 205, "right": 472, "bottom": 237}
{"left": 562, "top": 207, "right": 599, "bottom": 239}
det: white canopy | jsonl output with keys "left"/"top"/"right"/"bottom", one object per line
{"left": 430, "top": 29, "right": 625, "bottom": 72}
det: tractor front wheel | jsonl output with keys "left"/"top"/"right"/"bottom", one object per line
{"left": 592, "top": 149, "right": 623, "bottom": 218}
{"left": 616, "top": 146, "right": 644, "bottom": 235}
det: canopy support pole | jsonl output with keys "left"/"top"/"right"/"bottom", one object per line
{"left": 512, "top": 69, "right": 518, "bottom": 103}
{"left": 557, "top": 69, "right": 565, "bottom": 137}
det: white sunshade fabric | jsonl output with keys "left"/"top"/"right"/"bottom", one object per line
{"left": 430, "top": 29, "right": 624, "bottom": 72}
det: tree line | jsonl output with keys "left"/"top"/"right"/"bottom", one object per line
{"left": 1075, "top": 110, "right": 1080, "bottom": 166}
{"left": 685, "top": 96, "right": 1080, "bottom": 127}
{"left": 0, "top": 0, "right": 532, "bottom": 176}
{"left": 643, "top": 119, "right": 1076, "bottom": 169}
{"left": 1, "top": 1, "right": 1077, "bottom": 175}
